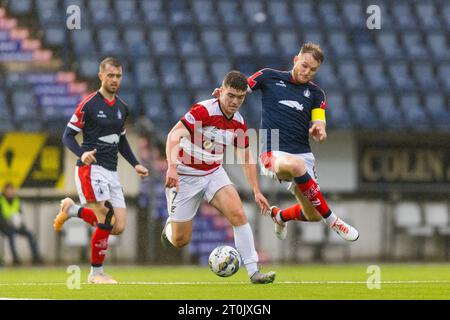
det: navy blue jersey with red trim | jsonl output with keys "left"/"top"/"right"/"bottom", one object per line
{"left": 248, "top": 68, "right": 326, "bottom": 154}
{"left": 67, "top": 91, "right": 129, "bottom": 171}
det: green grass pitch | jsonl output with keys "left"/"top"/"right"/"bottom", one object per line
{"left": 0, "top": 264, "right": 449, "bottom": 300}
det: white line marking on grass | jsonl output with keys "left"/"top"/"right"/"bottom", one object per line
{"left": 1, "top": 280, "right": 450, "bottom": 286}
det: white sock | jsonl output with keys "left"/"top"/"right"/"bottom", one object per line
{"left": 324, "top": 211, "right": 338, "bottom": 227}
{"left": 233, "top": 223, "right": 259, "bottom": 277}
{"left": 275, "top": 211, "right": 285, "bottom": 225}
{"left": 165, "top": 221, "right": 174, "bottom": 245}
{"left": 90, "top": 266, "right": 103, "bottom": 276}
{"left": 68, "top": 204, "right": 81, "bottom": 218}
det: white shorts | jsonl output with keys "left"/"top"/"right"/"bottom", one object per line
{"left": 75, "top": 164, "right": 126, "bottom": 208}
{"left": 259, "top": 150, "right": 318, "bottom": 195}
{"left": 165, "top": 166, "right": 232, "bottom": 222}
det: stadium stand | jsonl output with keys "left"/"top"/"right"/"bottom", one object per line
{"left": 0, "top": 0, "right": 448, "bottom": 134}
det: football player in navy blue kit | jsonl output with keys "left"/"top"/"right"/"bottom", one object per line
{"left": 54, "top": 57, "right": 148, "bottom": 284}
{"left": 247, "top": 43, "right": 359, "bottom": 242}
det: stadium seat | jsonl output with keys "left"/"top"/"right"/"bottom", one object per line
{"left": 392, "top": 202, "right": 434, "bottom": 259}
{"left": 0, "top": 91, "right": 13, "bottom": 131}
{"left": 401, "top": 33, "right": 428, "bottom": 59}
{"left": 218, "top": 1, "right": 244, "bottom": 27}
{"left": 174, "top": 27, "right": 202, "bottom": 58}
{"left": 133, "top": 59, "right": 159, "bottom": 90}
{"left": 412, "top": 63, "right": 439, "bottom": 89}
{"left": 167, "top": 90, "right": 193, "bottom": 122}
{"left": 414, "top": 3, "right": 443, "bottom": 30}
{"left": 88, "top": 0, "right": 116, "bottom": 26}
{"left": 183, "top": 58, "right": 211, "bottom": 90}
{"left": 292, "top": 1, "right": 320, "bottom": 27}
{"left": 443, "top": 2, "right": 450, "bottom": 29}
{"left": 242, "top": 0, "right": 267, "bottom": 26}
{"left": 328, "top": 31, "right": 354, "bottom": 58}
{"left": 426, "top": 32, "right": 450, "bottom": 60}
{"left": 336, "top": 61, "right": 364, "bottom": 90}
{"left": 374, "top": 92, "right": 407, "bottom": 130}
{"left": 200, "top": 29, "right": 228, "bottom": 58}
{"left": 141, "top": 0, "right": 167, "bottom": 26}
{"left": 149, "top": 28, "right": 176, "bottom": 57}
{"left": 43, "top": 24, "right": 67, "bottom": 47}
{"left": 252, "top": 29, "right": 278, "bottom": 58}
{"left": 388, "top": 63, "right": 417, "bottom": 91}
{"left": 399, "top": 93, "right": 430, "bottom": 130}
{"left": 123, "top": 26, "right": 150, "bottom": 58}
{"left": 168, "top": 0, "right": 193, "bottom": 27}
{"left": 191, "top": 0, "right": 219, "bottom": 27}
{"left": 276, "top": 30, "right": 300, "bottom": 58}
{"left": 349, "top": 93, "right": 379, "bottom": 128}
{"left": 267, "top": 0, "right": 295, "bottom": 28}
{"left": 423, "top": 94, "right": 450, "bottom": 130}
{"left": 97, "top": 27, "right": 124, "bottom": 56}
{"left": 392, "top": 2, "right": 418, "bottom": 29}
{"left": 158, "top": 59, "right": 185, "bottom": 89}
{"left": 341, "top": 1, "right": 365, "bottom": 28}
{"left": 325, "top": 91, "right": 353, "bottom": 129}
{"left": 114, "top": 0, "right": 142, "bottom": 26}
{"left": 78, "top": 54, "right": 100, "bottom": 78}
{"left": 8, "top": 0, "right": 32, "bottom": 15}
{"left": 210, "top": 58, "right": 232, "bottom": 86}
{"left": 117, "top": 89, "right": 140, "bottom": 118}
{"left": 315, "top": 63, "right": 339, "bottom": 90}
{"left": 71, "top": 29, "right": 97, "bottom": 55}
{"left": 376, "top": 31, "right": 404, "bottom": 59}
{"left": 362, "top": 62, "right": 391, "bottom": 90}
{"left": 317, "top": 2, "right": 342, "bottom": 28}
{"left": 226, "top": 29, "right": 252, "bottom": 57}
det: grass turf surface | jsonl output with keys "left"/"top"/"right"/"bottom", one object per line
{"left": 0, "top": 264, "right": 449, "bottom": 300}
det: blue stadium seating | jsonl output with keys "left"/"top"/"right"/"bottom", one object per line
{"left": 3, "top": 0, "right": 450, "bottom": 134}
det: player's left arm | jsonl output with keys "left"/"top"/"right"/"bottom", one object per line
{"left": 309, "top": 92, "right": 327, "bottom": 143}
{"left": 236, "top": 146, "right": 270, "bottom": 215}
{"left": 118, "top": 130, "right": 149, "bottom": 178}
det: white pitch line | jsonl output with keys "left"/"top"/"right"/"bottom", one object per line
{"left": 0, "top": 280, "right": 450, "bottom": 286}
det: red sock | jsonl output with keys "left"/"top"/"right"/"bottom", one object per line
{"left": 294, "top": 173, "right": 331, "bottom": 218}
{"left": 91, "top": 226, "right": 110, "bottom": 266}
{"left": 78, "top": 207, "right": 98, "bottom": 227}
{"left": 280, "top": 204, "right": 308, "bottom": 221}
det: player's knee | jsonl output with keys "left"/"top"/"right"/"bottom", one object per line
{"left": 229, "top": 208, "right": 248, "bottom": 226}
{"left": 287, "top": 158, "right": 306, "bottom": 177}
{"left": 172, "top": 235, "right": 190, "bottom": 248}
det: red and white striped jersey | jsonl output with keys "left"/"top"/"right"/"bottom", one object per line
{"left": 178, "top": 98, "right": 249, "bottom": 176}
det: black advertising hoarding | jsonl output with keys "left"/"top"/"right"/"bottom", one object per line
{"left": 358, "top": 133, "right": 450, "bottom": 193}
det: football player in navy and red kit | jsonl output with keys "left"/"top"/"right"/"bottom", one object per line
{"left": 53, "top": 57, "right": 148, "bottom": 284}
{"left": 246, "top": 43, "right": 359, "bottom": 242}
{"left": 162, "top": 71, "right": 275, "bottom": 284}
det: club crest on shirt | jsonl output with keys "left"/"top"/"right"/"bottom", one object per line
{"left": 117, "top": 110, "right": 122, "bottom": 119}
{"left": 303, "top": 88, "right": 310, "bottom": 98}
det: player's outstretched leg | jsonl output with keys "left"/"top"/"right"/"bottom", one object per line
{"left": 53, "top": 197, "right": 74, "bottom": 231}
{"left": 54, "top": 197, "right": 98, "bottom": 231}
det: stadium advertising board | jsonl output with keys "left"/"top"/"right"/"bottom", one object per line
{"left": 358, "top": 134, "right": 450, "bottom": 193}
{"left": 0, "top": 132, "right": 64, "bottom": 189}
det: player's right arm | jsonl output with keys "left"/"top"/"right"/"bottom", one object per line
{"left": 165, "top": 121, "right": 190, "bottom": 189}
{"left": 63, "top": 95, "right": 97, "bottom": 165}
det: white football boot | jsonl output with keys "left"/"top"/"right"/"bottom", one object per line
{"left": 329, "top": 217, "right": 359, "bottom": 242}
{"left": 269, "top": 206, "right": 287, "bottom": 240}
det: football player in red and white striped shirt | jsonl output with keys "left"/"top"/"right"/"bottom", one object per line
{"left": 162, "top": 71, "right": 275, "bottom": 284}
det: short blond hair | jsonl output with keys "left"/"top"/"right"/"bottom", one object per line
{"left": 99, "top": 57, "right": 122, "bottom": 72}
{"left": 299, "top": 43, "right": 324, "bottom": 64}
